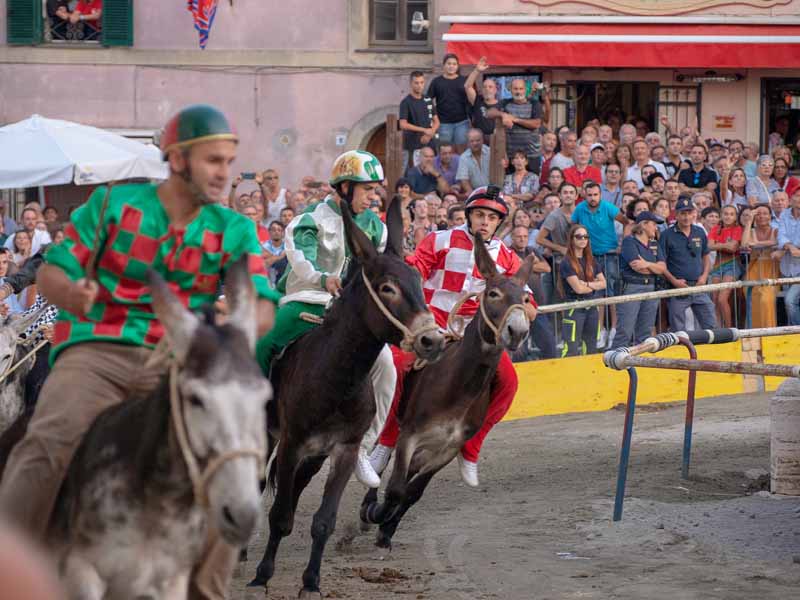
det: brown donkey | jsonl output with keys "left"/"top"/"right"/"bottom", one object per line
{"left": 360, "top": 233, "right": 534, "bottom": 549}
{"left": 248, "top": 197, "right": 445, "bottom": 598}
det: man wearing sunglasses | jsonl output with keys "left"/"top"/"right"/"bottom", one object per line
{"left": 659, "top": 197, "right": 717, "bottom": 332}
{"left": 678, "top": 144, "right": 718, "bottom": 196}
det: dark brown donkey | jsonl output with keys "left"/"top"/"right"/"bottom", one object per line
{"left": 248, "top": 198, "right": 446, "bottom": 598}
{"left": 360, "top": 233, "right": 534, "bottom": 549}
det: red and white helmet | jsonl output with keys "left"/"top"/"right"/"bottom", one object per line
{"left": 464, "top": 185, "right": 510, "bottom": 221}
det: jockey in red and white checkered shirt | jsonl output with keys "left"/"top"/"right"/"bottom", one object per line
{"left": 368, "top": 185, "right": 538, "bottom": 488}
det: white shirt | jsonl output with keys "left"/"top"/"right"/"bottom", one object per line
{"left": 4, "top": 229, "right": 52, "bottom": 256}
{"left": 264, "top": 188, "right": 288, "bottom": 223}
{"left": 549, "top": 152, "right": 574, "bottom": 172}
{"left": 627, "top": 160, "right": 668, "bottom": 190}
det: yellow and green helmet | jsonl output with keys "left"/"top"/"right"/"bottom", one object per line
{"left": 329, "top": 150, "right": 384, "bottom": 186}
{"left": 160, "top": 104, "right": 238, "bottom": 157}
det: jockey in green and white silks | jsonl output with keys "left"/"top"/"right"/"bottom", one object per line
{"left": 254, "top": 150, "right": 396, "bottom": 488}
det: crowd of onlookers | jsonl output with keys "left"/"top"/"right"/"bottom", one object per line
{"left": 207, "top": 52, "right": 800, "bottom": 362}
{"left": 0, "top": 202, "right": 64, "bottom": 314}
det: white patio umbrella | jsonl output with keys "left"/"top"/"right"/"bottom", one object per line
{"left": 0, "top": 114, "right": 168, "bottom": 189}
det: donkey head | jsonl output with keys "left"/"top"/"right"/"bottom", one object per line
{"left": 473, "top": 233, "right": 534, "bottom": 351}
{"left": 341, "top": 196, "right": 445, "bottom": 361}
{"left": 148, "top": 256, "right": 270, "bottom": 547}
{"left": 0, "top": 305, "right": 50, "bottom": 375}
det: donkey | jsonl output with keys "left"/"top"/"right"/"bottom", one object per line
{"left": 360, "top": 233, "right": 534, "bottom": 549}
{"left": 0, "top": 305, "right": 52, "bottom": 437}
{"left": 248, "top": 197, "right": 446, "bottom": 598}
{"left": 48, "top": 257, "right": 272, "bottom": 600}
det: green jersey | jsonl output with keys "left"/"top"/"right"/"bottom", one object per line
{"left": 47, "top": 183, "right": 280, "bottom": 361}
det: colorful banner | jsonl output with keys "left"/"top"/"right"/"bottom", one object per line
{"left": 187, "top": 0, "right": 219, "bottom": 49}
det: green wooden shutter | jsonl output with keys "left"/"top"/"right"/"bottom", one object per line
{"left": 7, "top": 0, "right": 42, "bottom": 45}
{"left": 102, "top": 0, "right": 134, "bottom": 47}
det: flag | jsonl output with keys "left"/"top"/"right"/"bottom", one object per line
{"left": 187, "top": 0, "right": 219, "bottom": 49}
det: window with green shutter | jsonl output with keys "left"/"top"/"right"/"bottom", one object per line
{"left": 102, "top": 0, "right": 134, "bottom": 47}
{"left": 7, "top": 0, "right": 42, "bottom": 45}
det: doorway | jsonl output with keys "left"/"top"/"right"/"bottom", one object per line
{"left": 573, "top": 81, "right": 659, "bottom": 132}
{"left": 365, "top": 124, "right": 387, "bottom": 171}
{"left": 762, "top": 78, "right": 800, "bottom": 165}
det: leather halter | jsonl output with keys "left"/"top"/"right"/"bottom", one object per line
{"left": 447, "top": 290, "right": 528, "bottom": 346}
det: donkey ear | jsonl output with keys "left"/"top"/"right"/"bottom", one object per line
{"left": 341, "top": 198, "right": 378, "bottom": 263}
{"left": 473, "top": 232, "right": 498, "bottom": 281}
{"left": 384, "top": 194, "right": 404, "bottom": 257}
{"left": 8, "top": 303, "right": 51, "bottom": 337}
{"left": 148, "top": 270, "right": 199, "bottom": 365}
{"left": 224, "top": 254, "right": 258, "bottom": 352}
{"left": 512, "top": 253, "right": 536, "bottom": 288}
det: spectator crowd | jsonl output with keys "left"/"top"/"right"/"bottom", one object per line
{"left": 15, "top": 52, "right": 800, "bottom": 364}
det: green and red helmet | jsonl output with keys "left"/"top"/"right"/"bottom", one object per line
{"left": 159, "top": 104, "right": 238, "bottom": 158}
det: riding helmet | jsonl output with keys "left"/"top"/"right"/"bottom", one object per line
{"left": 464, "top": 185, "right": 510, "bottom": 220}
{"left": 159, "top": 104, "right": 238, "bottom": 158}
{"left": 329, "top": 150, "right": 385, "bottom": 186}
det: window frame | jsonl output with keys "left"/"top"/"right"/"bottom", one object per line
{"left": 368, "top": 0, "right": 431, "bottom": 50}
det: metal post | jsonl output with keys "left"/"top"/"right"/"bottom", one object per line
{"left": 679, "top": 338, "right": 698, "bottom": 479}
{"left": 613, "top": 367, "right": 638, "bottom": 522}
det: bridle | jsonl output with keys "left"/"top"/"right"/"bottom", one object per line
{"left": 447, "top": 289, "right": 528, "bottom": 346}
{"left": 168, "top": 361, "right": 265, "bottom": 508}
{"left": 360, "top": 269, "right": 440, "bottom": 352}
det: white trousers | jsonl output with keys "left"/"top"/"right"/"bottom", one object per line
{"left": 363, "top": 344, "right": 396, "bottom": 453}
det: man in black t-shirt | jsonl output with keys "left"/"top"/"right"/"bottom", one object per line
{"left": 678, "top": 144, "right": 718, "bottom": 194}
{"left": 399, "top": 70, "right": 439, "bottom": 172}
{"left": 427, "top": 53, "right": 470, "bottom": 153}
{"left": 464, "top": 56, "right": 499, "bottom": 138}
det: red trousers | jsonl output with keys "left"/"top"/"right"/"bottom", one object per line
{"left": 377, "top": 346, "right": 518, "bottom": 462}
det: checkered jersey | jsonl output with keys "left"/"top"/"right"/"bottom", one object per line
{"left": 407, "top": 224, "right": 533, "bottom": 328}
{"left": 45, "top": 183, "right": 280, "bottom": 363}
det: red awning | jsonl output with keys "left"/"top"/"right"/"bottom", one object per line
{"left": 444, "top": 23, "right": 800, "bottom": 69}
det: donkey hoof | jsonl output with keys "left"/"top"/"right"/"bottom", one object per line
{"left": 298, "top": 589, "right": 323, "bottom": 599}
{"left": 375, "top": 532, "right": 392, "bottom": 551}
{"left": 246, "top": 576, "right": 266, "bottom": 588}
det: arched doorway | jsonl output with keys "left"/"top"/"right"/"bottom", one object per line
{"left": 365, "top": 124, "right": 387, "bottom": 170}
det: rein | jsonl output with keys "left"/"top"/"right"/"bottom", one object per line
{"left": 446, "top": 291, "right": 528, "bottom": 346}
{"left": 360, "top": 269, "right": 440, "bottom": 352}
{"left": 156, "top": 344, "right": 264, "bottom": 508}
{"left": 0, "top": 338, "right": 49, "bottom": 385}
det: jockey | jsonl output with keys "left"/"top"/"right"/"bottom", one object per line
{"left": 254, "top": 150, "right": 397, "bottom": 489}
{"left": 0, "top": 104, "right": 279, "bottom": 600}
{"left": 369, "top": 185, "right": 538, "bottom": 487}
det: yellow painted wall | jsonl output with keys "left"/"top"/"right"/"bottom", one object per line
{"left": 505, "top": 334, "right": 800, "bottom": 422}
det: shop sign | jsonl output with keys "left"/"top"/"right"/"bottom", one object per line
{"left": 713, "top": 115, "right": 736, "bottom": 130}
{"left": 520, "top": 0, "right": 790, "bottom": 16}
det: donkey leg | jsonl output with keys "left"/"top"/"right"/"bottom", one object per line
{"left": 376, "top": 470, "right": 436, "bottom": 549}
{"left": 249, "top": 441, "right": 302, "bottom": 588}
{"left": 299, "top": 443, "right": 358, "bottom": 598}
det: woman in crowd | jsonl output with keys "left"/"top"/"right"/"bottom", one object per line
{"left": 615, "top": 144, "right": 633, "bottom": 174}
{"left": 547, "top": 167, "right": 565, "bottom": 193}
{"left": 502, "top": 207, "right": 536, "bottom": 247}
{"left": 395, "top": 177, "right": 413, "bottom": 214}
{"left": 720, "top": 165, "right": 748, "bottom": 207}
{"left": 503, "top": 150, "right": 540, "bottom": 206}
{"left": 741, "top": 203, "right": 779, "bottom": 327}
{"left": 746, "top": 155, "right": 779, "bottom": 205}
{"left": 12, "top": 230, "right": 32, "bottom": 268}
{"left": 559, "top": 224, "right": 606, "bottom": 356}
{"left": 652, "top": 197, "right": 671, "bottom": 230}
{"left": 773, "top": 157, "right": 799, "bottom": 193}
{"left": 707, "top": 204, "right": 743, "bottom": 327}
{"left": 612, "top": 211, "right": 666, "bottom": 348}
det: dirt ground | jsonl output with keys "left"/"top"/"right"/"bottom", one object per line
{"left": 233, "top": 392, "right": 800, "bottom": 600}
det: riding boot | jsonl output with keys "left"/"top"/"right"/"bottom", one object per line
{"left": 461, "top": 352, "right": 518, "bottom": 464}
{"left": 188, "top": 526, "right": 238, "bottom": 600}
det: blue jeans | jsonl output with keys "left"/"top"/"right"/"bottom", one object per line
{"left": 612, "top": 283, "right": 659, "bottom": 348}
{"left": 438, "top": 119, "right": 470, "bottom": 146}
{"left": 595, "top": 254, "right": 620, "bottom": 297}
{"left": 667, "top": 292, "right": 717, "bottom": 332}
{"left": 785, "top": 284, "right": 800, "bottom": 325}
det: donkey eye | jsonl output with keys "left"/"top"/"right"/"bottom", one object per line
{"left": 488, "top": 290, "right": 501, "bottom": 299}
{"left": 188, "top": 395, "right": 205, "bottom": 409}
{"left": 379, "top": 284, "right": 396, "bottom": 295}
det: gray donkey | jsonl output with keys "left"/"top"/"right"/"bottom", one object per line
{"left": 48, "top": 258, "right": 272, "bottom": 600}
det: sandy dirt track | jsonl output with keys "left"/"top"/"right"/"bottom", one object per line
{"left": 233, "top": 392, "right": 800, "bottom": 600}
